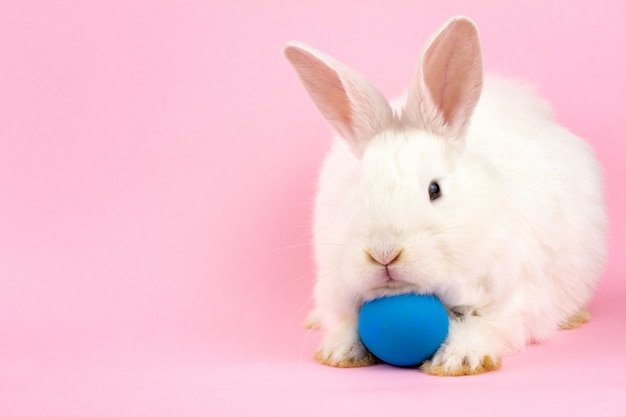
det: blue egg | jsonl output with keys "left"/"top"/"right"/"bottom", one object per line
{"left": 358, "top": 294, "right": 449, "bottom": 367}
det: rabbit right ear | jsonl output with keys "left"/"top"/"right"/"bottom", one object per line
{"left": 284, "top": 42, "right": 393, "bottom": 158}
{"left": 403, "top": 17, "right": 483, "bottom": 140}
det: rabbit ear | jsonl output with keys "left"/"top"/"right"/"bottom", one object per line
{"left": 404, "top": 17, "right": 483, "bottom": 139}
{"left": 284, "top": 42, "right": 393, "bottom": 158}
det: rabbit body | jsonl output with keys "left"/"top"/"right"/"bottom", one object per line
{"left": 285, "top": 17, "right": 606, "bottom": 375}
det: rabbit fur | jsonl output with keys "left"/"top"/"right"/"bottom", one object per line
{"left": 284, "top": 16, "right": 606, "bottom": 376}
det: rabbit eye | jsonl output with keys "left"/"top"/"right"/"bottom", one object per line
{"left": 428, "top": 181, "right": 441, "bottom": 201}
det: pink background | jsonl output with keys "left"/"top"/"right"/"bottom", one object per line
{"left": 1, "top": 1, "right": 625, "bottom": 416}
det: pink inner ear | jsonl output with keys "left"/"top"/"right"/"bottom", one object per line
{"left": 284, "top": 47, "right": 354, "bottom": 138}
{"left": 423, "top": 19, "right": 482, "bottom": 127}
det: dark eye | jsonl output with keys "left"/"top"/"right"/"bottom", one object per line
{"left": 428, "top": 181, "right": 441, "bottom": 201}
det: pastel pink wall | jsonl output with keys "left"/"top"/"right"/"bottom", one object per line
{"left": 1, "top": 1, "right": 624, "bottom": 416}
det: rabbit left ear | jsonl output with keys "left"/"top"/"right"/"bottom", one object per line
{"left": 284, "top": 42, "right": 393, "bottom": 158}
{"left": 403, "top": 17, "right": 483, "bottom": 139}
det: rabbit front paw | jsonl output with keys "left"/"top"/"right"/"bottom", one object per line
{"left": 421, "top": 349, "right": 501, "bottom": 376}
{"left": 314, "top": 323, "right": 377, "bottom": 368}
{"left": 420, "top": 313, "right": 502, "bottom": 376}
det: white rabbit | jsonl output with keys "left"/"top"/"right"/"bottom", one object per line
{"left": 284, "top": 16, "right": 606, "bottom": 376}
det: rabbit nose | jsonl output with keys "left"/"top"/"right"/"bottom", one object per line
{"left": 366, "top": 248, "right": 403, "bottom": 266}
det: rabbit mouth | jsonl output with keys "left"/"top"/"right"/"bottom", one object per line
{"left": 369, "top": 280, "right": 417, "bottom": 298}
{"left": 364, "top": 267, "right": 421, "bottom": 298}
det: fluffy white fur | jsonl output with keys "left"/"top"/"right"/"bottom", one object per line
{"left": 284, "top": 17, "right": 606, "bottom": 375}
